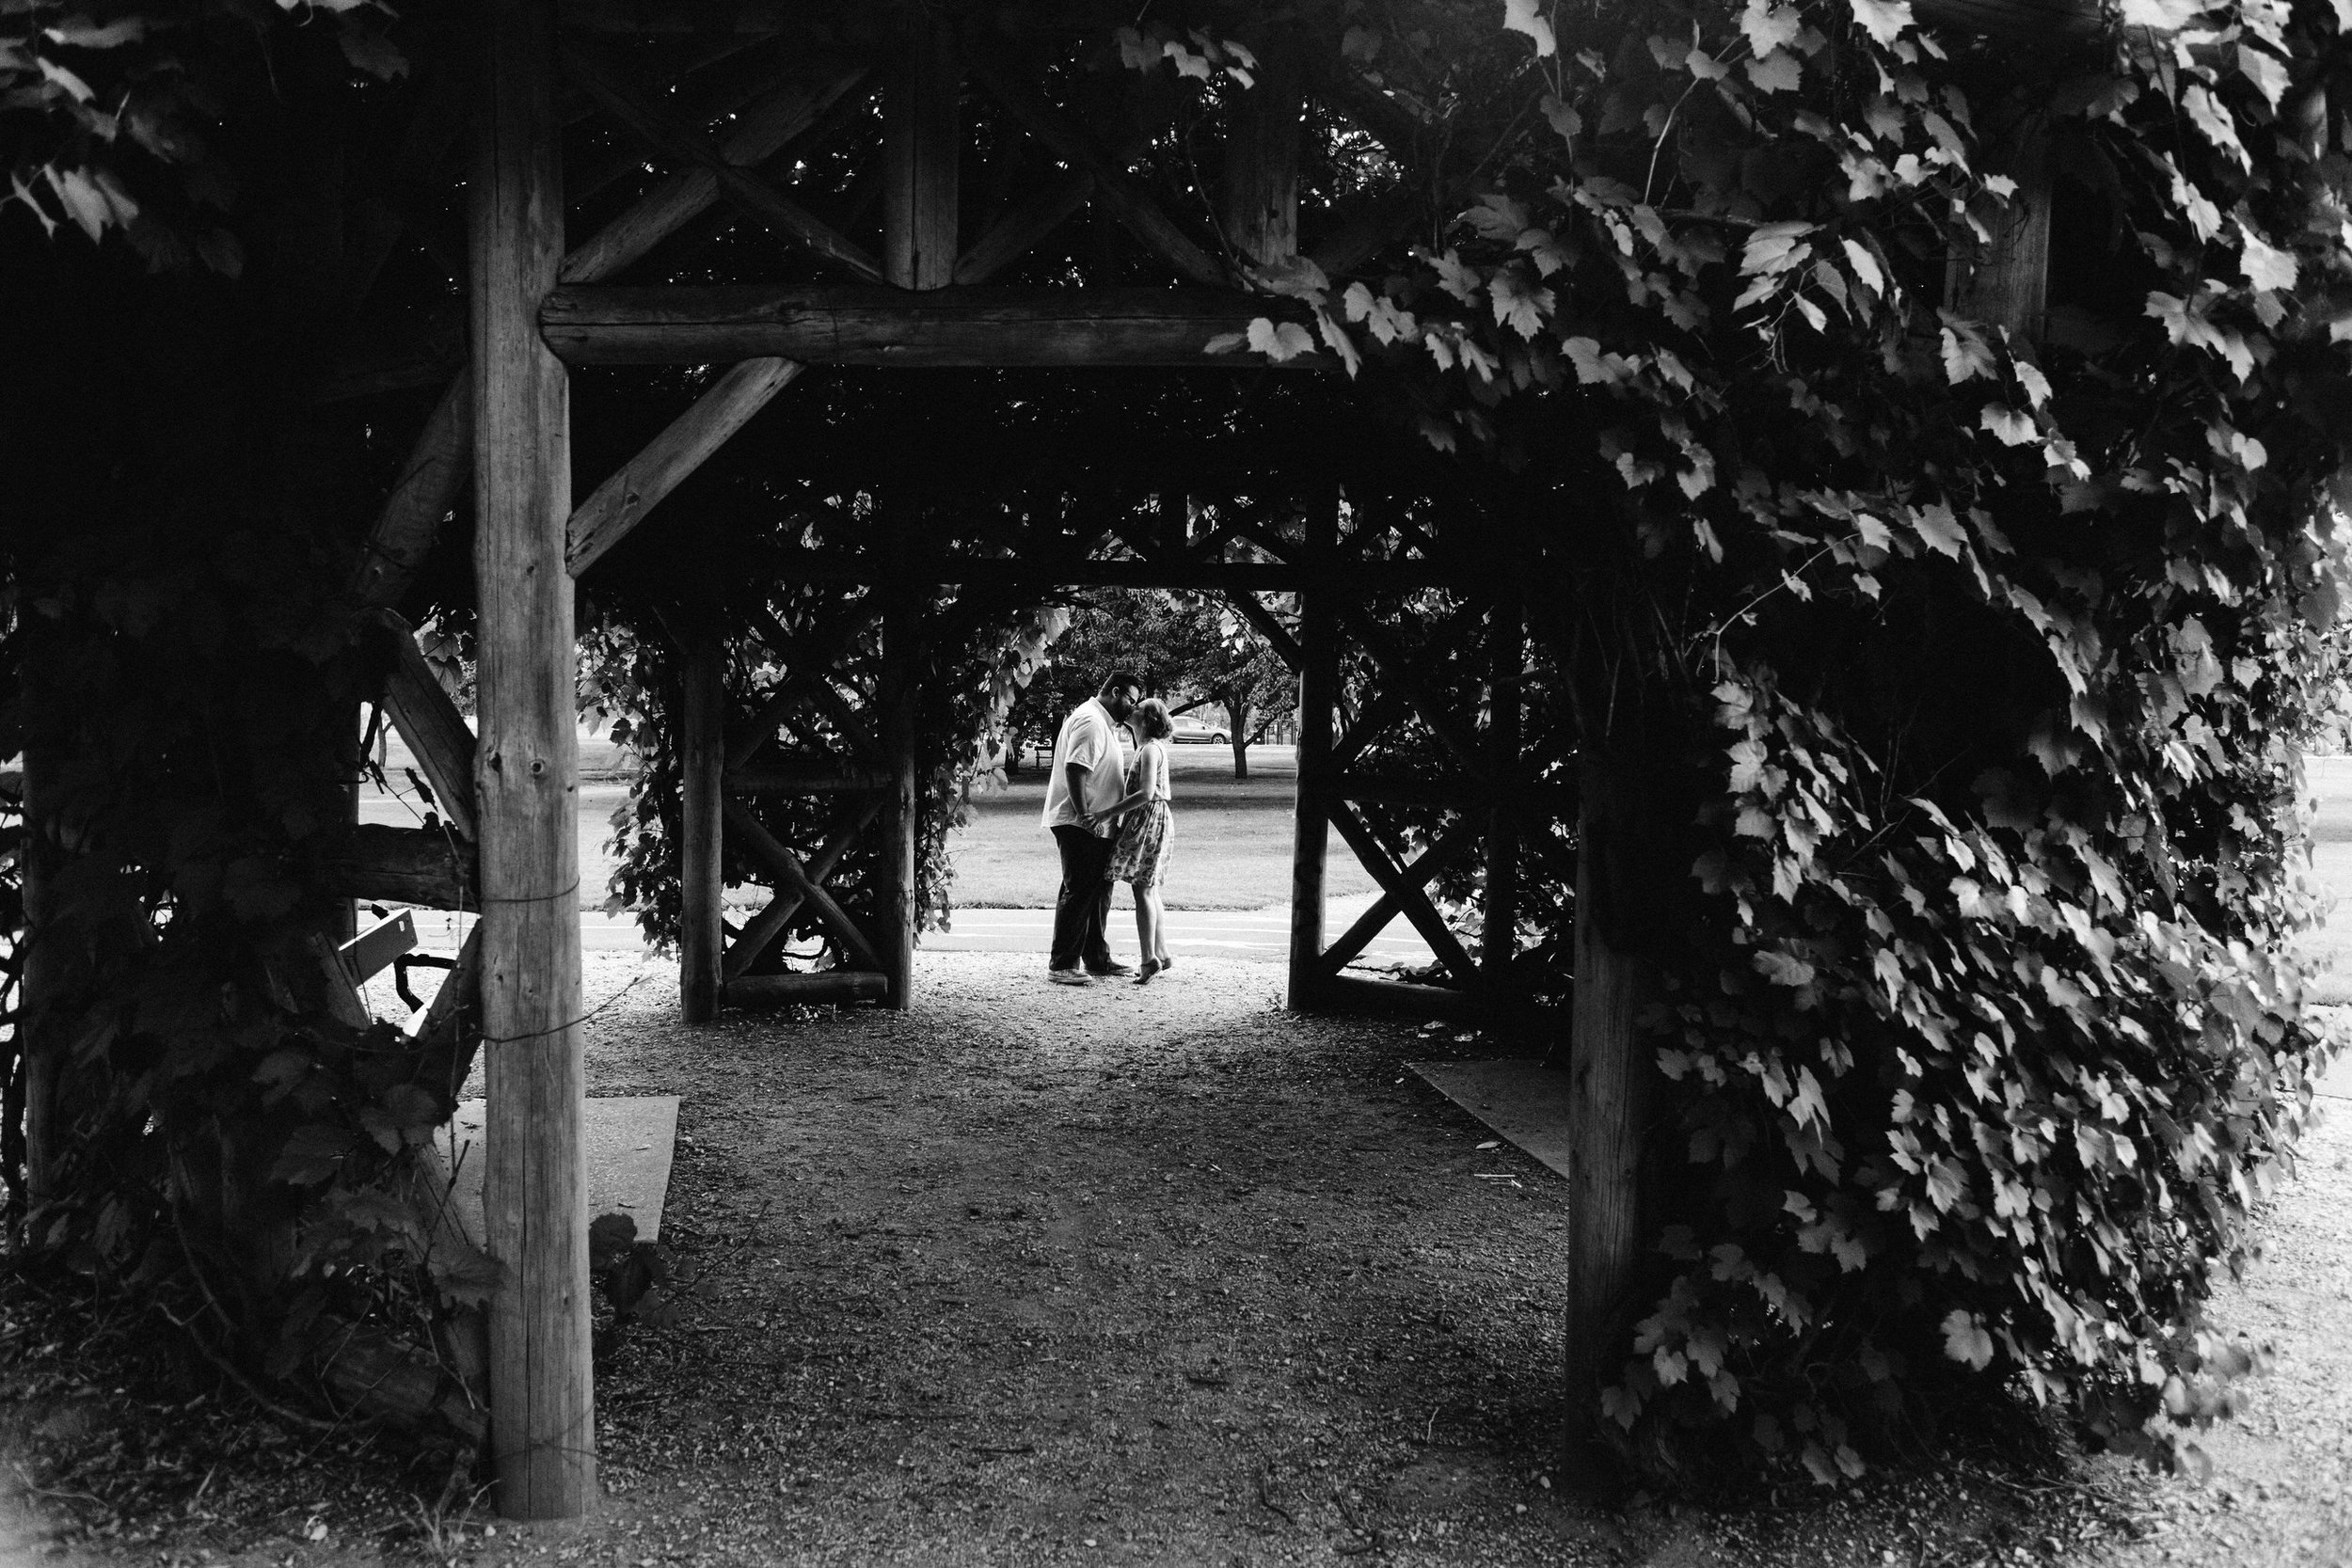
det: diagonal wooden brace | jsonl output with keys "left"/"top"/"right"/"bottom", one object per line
{"left": 562, "top": 61, "right": 870, "bottom": 284}
{"left": 1326, "top": 800, "right": 1478, "bottom": 983}
{"left": 968, "top": 54, "right": 1227, "bottom": 287}
{"left": 374, "top": 608, "right": 481, "bottom": 842}
{"left": 1224, "top": 590, "right": 1304, "bottom": 671}
{"left": 733, "top": 607, "right": 882, "bottom": 765}
{"left": 352, "top": 375, "right": 473, "bottom": 612}
{"left": 567, "top": 356, "right": 803, "bottom": 578}
{"left": 722, "top": 797, "right": 885, "bottom": 974}
{"left": 560, "top": 40, "right": 885, "bottom": 284}
{"left": 1330, "top": 683, "right": 1414, "bottom": 773}
{"left": 1318, "top": 814, "right": 1483, "bottom": 975}
{"left": 721, "top": 795, "right": 881, "bottom": 983}
{"left": 954, "top": 168, "right": 1091, "bottom": 286}
{"left": 1329, "top": 604, "right": 1489, "bottom": 784}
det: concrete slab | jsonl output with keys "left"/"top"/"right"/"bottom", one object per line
{"left": 2317, "top": 1047, "right": 2352, "bottom": 1101}
{"left": 1408, "top": 1058, "right": 1573, "bottom": 1181}
{"left": 437, "top": 1095, "right": 681, "bottom": 1244}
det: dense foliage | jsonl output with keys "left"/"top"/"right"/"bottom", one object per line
{"left": 581, "top": 562, "right": 1069, "bottom": 956}
{"left": 1197, "top": 0, "right": 2352, "bottom": 1481}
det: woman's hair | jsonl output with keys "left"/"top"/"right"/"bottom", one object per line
{"left": 1133, "top": 697, "right": 1173, "bottom": 740}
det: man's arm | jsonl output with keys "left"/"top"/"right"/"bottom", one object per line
{"left": 1064, "top": 759, "right": 1092, "bottom": 827}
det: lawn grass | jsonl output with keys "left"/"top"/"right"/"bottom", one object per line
{"left": 947, "top": 743, "right": 1380, "bottom": 911}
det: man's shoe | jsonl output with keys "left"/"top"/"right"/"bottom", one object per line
{"left": 1089, "top": 960, "right": 1136, "bottom": 977}
{"left": 1047, "top": 968, "right": 1092, "bottom": 986}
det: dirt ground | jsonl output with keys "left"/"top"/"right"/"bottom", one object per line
{"left": 0, "top": 954, "right": 2344, "bottom": 1567}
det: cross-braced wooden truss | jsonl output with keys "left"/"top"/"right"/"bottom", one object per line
{"left": 319, "top": 1, "right": 1534, "bottom": 1513}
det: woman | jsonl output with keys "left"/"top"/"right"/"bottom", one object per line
{"left": 1104, "top": 697, "right": 1177, "bottom": 982}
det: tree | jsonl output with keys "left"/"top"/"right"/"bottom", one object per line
{"left": 1149, "top": 593, "right": 1296, "bottom": 778}
{"left": 1001, "top": 588, "right": 1295, "bottom": 777}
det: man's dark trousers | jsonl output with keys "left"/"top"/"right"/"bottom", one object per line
{"left": 1050, "top": 825, "right": 1116, "bottom": 972}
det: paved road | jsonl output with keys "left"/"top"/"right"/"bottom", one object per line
{"left": 391, "top": 895, "right": 1434, "bottom": 969}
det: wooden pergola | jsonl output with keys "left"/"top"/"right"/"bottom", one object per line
{"left": 335, "top": 1, "right": 1632, "bottom": 1519}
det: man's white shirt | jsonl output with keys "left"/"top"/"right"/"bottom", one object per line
{"left": 1041, "top": 698, "right": 1129, "bottom": 832}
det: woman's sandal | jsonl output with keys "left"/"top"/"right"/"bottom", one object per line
{"left": 1134, "top": 959, "right": 1163, "bottom": 985}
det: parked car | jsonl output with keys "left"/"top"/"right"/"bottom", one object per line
{"left": 1168, "top": 715, "right": 1230, "bottom": 745}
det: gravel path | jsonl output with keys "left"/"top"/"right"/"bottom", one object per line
{"left": 3, "top": 953, "right": 2344, "bottom": 1567}
{"left": 2076, "top": 1032, "right": 2352, "bottom": 1568}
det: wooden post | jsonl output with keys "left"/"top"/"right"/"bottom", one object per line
{"left": 1482, "top": 597, "right": 1521, "bottom": 990}
{"left": 876, "top": 591, "right": 919, "bottom": 1009}
{"left": 1287, "top": 491, "right": 1338, "bottom": 1010}
{"left": 1217, "top": 38, "right": 1300, "bottom": 268}
{"left": 1565, "top": 748, "right": 1650, "bottom": 1439}
{"left": 1947, "top": 132, "right": 2050, "bottom": 341}
{"left": 469, "top": 0, "right": 594, "bottom": 1519}
{"left": 679, "top": 633, "right": 725, "bottom": 1023}
{"left": 882, "top": 18, "right": 960, "bottom": 291}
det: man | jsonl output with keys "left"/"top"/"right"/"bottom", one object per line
{"left": 1041, "top": 670, "right": 1142, "bottom": 984}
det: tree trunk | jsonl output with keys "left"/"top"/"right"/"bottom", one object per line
{"left": 1228, "top": 696, "right": 1251, "bottom": 780}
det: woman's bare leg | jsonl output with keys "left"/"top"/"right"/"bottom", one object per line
{"left": 1144, "top": 887, "right": 1169, "bottom": 965}
{"left": 1132, "top": 889, "right": 1152, "bottom": 968}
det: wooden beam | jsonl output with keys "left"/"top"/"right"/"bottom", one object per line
{"left": 1317, "top": 815, "right": 1480, "bottom": 975}
{"left": 883, "top": 20, "right": 960, "bottom": 291}
{"left": 723, "top": 798, "right": 885, "bottom": 973}
{"left": 541, "top": 284, "right": 1314, "bottom": 368}
{"left": 318, "top": 824, "right": 481, "bottom": 909}
{"left": 679, "top": 635, "right": 724, "bottom": 1024}
{"left": 405, "top": 924, "right": 485, "bottom": 1105}
{"left": 724, "top": 970, "right": 889, "bottom": 1007}
{"left": 566, "top": 37, "right": 810, "bottom": 207}
{"left": 1316, "top": 973, "right": 1486, "bottom": 1022}
{"left": 725, "top": 759, "right": 890, "bottom": 793}
{"left": 720, "top": 796, "right": 880, "bottom": 984}
{"left": 471, "top": 0, "right": 594, "bottom": 1518}
{"left": 1287, "top": 495, "right": 1336, "bottom": 1009}
{"left": 567, "top": 356, "right": 803, "bottom": 578}
{"left": 1225, "top": 591, "right": 1303, "bottom": 670}
{"left": 375, "top": 609, "right": 480, "bottom": 841}
{"left": 966, "top": 55, "right": 1227, "bottom": 286}
{"left": 1327, "top": 800, "right": 1479, "bottom": 984}
{"left": 561, "top": 63, "right": 869, "bottom": 284}
{"left": 560, "top": 40, "right": 884, "bottom": 284}
{"left": 1331, "top": 685, "right": 1415, "bottom": 773}
{"left": 352, "top": 376, "right": 473, "bottom": 612}
{"left": 953, "top": 169, "right": 1089, "bottom": 286}
{"left": 1218, "top": 40, "right": 1301, "bottom": 267}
